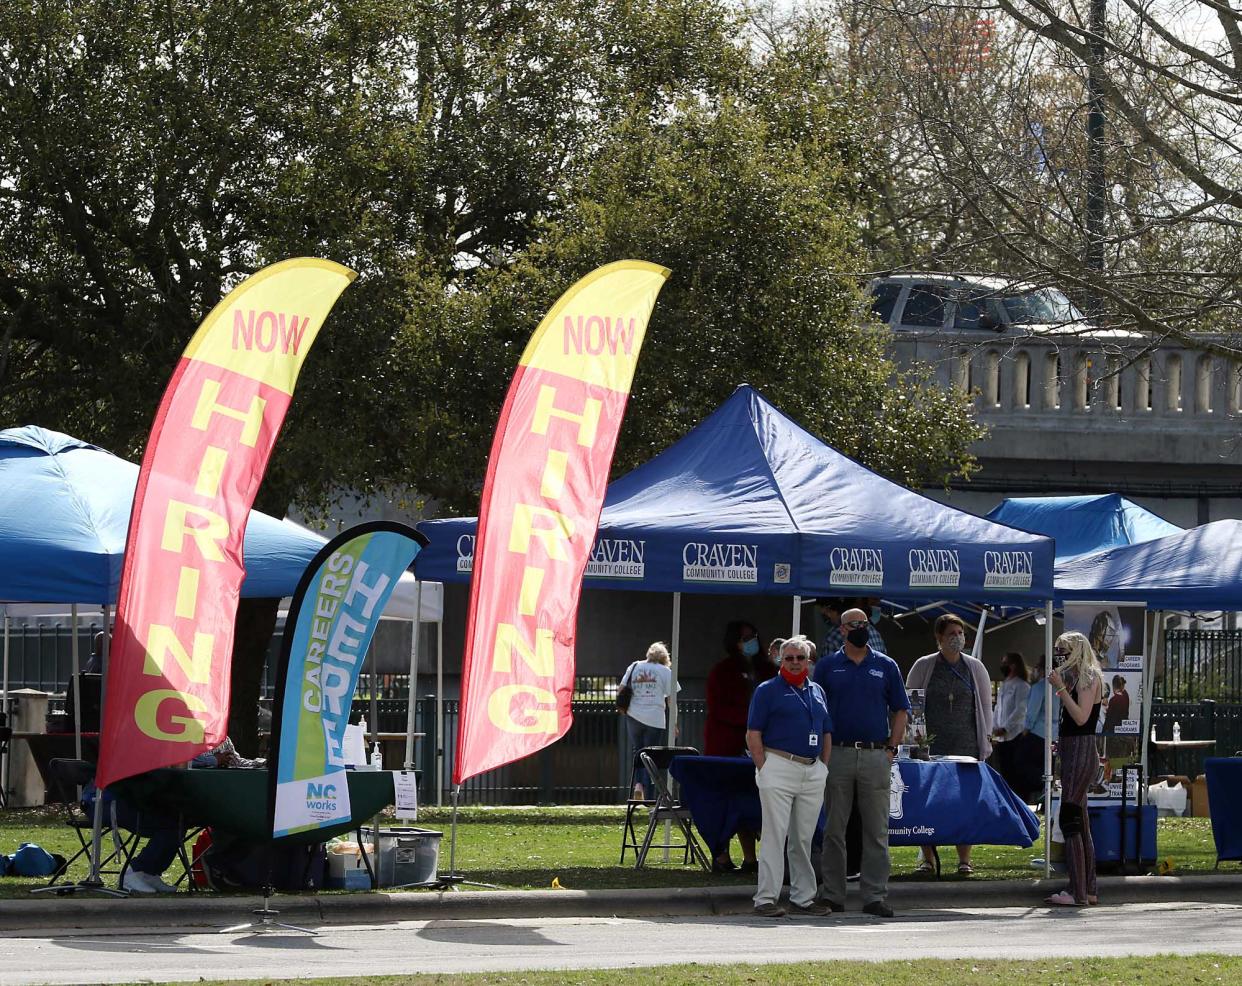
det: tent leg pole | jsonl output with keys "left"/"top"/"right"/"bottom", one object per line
{"left": 971, "top": 608, "right": 988, "bottom": 659}
{"left": 791, "top": 595, "right": 801, "bottom": 636}
{"left": 1044, "top": 599, "right": 1054, "bottom": 880}
{"left": 436, "top": 620, "right": 444, "bottom": 807}
{"left": 666, "top": 592, "right": 682, "bottom": 863}
{"left": 72, "top": 604, "right": 82, "bottom": 763}
{"left": 2, "top": 615, "right": 9, "bottom": 807}
{"left": 404, "top": 583, "right": 423, "bottom": 771}
{"left": 668, "top": 593, "right": 681, "bottom": 750}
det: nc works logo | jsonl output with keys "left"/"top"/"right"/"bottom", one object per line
{"left": 305, "top": 781, "right": 339, "bottom": 811}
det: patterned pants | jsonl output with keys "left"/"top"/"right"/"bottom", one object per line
{"left": 1059, "top": 733, "right": 1099, "bottom": 903}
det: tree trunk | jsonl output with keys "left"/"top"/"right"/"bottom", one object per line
{"left": 229, "top": 596, "right": 281, "bottom": 757}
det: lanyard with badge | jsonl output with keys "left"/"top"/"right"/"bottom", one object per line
{"left": 787, "top": 680, "right": 820, "bottom": 748}
{"left": 940, "top": 655, "right": 974, "bottom": 709}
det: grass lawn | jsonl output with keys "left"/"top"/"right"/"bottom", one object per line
{"left": 181, "top": 956, "right": 1242, "bottom": 986}
{"left": 0, "top": 804, "right": 1232, "bottom": 899}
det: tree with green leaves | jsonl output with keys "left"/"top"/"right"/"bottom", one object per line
{"left": 1, "top": 0, "right": 983, "bottom": 749}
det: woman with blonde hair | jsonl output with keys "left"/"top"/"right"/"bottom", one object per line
{"left": 1045, "top": 630, "right": 1104, "bottom": 906}
{"left": 620, "top": 641, "right": 678, "bottom": 800}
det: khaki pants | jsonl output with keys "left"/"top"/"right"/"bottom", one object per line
{"left": 754, "top": 753, "right": 827, "bottom": 907}
{"left": 820, "top": 747, "right": 891, "bottom": 906}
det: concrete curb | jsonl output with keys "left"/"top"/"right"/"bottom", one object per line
{"left": 2, "top": 873, "right": 1238, "bottom": 934}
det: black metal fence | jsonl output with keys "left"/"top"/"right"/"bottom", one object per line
{"left": 1149, "top": 629, "right": 1242, "bottom": 777}
{"left": 1160, "top": 629, "right": 1242, "bottom": 702}
{"left": 427, "top": 698, "right": 708, "bottom": 806}
{"left": 11, "top": 622, "right": 1240, "bottom": 799}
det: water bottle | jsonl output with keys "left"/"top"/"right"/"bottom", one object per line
{"left": 1172, "top": 721, "right": 1181, "bottom": 743}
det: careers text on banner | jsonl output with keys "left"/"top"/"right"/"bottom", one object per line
{"left": 269, "top": 522, "right": 426, "bottom": 838}
{"left": 96, "top": 258, "right": 356, "bottom": 790}
{"left": 454, "top": 260, "right": 670, "bottom": 784}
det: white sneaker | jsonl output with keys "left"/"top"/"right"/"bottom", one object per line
{"left": 123, "top": 869, "right": 177, "bottom": 894}
{"left": 123, "top": 869, "right": 157, "bottom": 894}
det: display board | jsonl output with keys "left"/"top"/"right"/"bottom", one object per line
{"left": 1064, "top": 600, "right": 1147, "bottom": 799}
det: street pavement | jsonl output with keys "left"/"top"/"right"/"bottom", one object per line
{"left": 2, "top": 877, "right": 1241, "bottom": 986}
{"left": 0, "top": 900, "right": 1240, "bottom": 984}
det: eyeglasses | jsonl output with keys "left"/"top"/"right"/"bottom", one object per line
{"left": 842, "top": 620, "right": 869, "bottom": 630}
{"left": 1053, "top": 648, "right": 1072, "bottom": 658}
{"left": 782, "top": 653, "right": 805, "bottom": 662}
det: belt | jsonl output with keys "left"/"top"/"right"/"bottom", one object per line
{"left": 843, "top": 741, "right": 889, "bottom": 750}
{"left": 765, "top": 747, "right": 817, "bottom": 766}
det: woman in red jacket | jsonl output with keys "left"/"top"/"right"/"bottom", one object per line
{"left": 705, "top": 619, "right": 773, "bottom": 872}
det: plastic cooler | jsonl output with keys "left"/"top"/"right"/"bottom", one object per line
{"left": 359, "top": 826, "right": 444, "bottom": 887}
{"left": 1050, "top": 797, "right": 1156, "bottom": 865}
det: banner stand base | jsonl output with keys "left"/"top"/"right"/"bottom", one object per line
{"left": 423, "top": 872, "right": 500, "bottom": 892}
{"left": 30, "top": 877, "right": 128, "bottom": 899}
{"left": 218, "top": 886, "right": 316, "bottom": 936}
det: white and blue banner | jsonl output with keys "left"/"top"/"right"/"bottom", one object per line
{"left": 268, "top": 522, "right": 426, "bottom": 838}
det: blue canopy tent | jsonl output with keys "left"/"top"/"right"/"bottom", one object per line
{"left": 902, "top": 493, "right": 1184, "bottom": 633}
{"left": 416, "top": 385, "right": 1057, "bottom": 801}
{"left": 417, "top": 385, "right": 1055, "bottom": 602}
{"left": 1054, "top": 519, "right": 1242, "bottom": 610}
{"left": 0, "top": 426, "right": 327, "bottom": 605}
{"left": 986, "top": 494, "right": 1182, "bottom": 563}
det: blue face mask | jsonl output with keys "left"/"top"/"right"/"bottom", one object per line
{"left": 741, "top": 637, "right": 760, "bottom": 658}
{"left": 870, "top": 606, "right": 882, "bottom": 625}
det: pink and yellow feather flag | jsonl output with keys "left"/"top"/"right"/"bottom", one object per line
{"left": 454, "top": 260, "right": 669, "bottom": 785}
{"left": 96, "top": 258, "right": 355, "bottom": 790}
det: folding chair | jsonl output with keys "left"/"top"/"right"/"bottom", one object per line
{"left": 620, "top": 745, "right": 694, "bottom": 863}
{"left": 39, "top": 759, "right": 141, "bottom": 893}
{"left": 622, "top": 747, "right": 710, "bottom": 870}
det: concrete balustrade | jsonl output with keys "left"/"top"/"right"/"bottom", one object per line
{"left": 889, "top": 331, "right": 1242, "bottom": 490}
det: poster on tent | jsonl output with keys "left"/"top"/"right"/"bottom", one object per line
{"left": 1064, "top": 600, "right": 1145, "bottom": 795}
{"left": 1063, "top": 600, "right": 1145, "bottom": 670}
{"left": 96, "top": 258, "right": 356, "bottom": 791}
{"left": 268, "top": 522, "right": 426, "bottom": 838}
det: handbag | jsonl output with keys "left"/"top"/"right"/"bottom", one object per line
{"left": 616, "top": 662, "right": 638, "bottom": 713}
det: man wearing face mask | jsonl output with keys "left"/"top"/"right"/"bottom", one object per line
{"left": 905, "top": 614, "right": 993, "bottom": 875}
{"left": 815, "top": 597, "right": 887, "bottom": 657}
{"left": 814, "top": 597, "right": 885, "bottom": 883}
{"left": 746, "top": 635, "right": 833, "bottom": 917}
{"left": 812, "top": 608, "right": 910, "bottom": 917}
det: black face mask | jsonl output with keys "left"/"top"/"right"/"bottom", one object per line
{"left": 846, "top": 627, "right": 870, "bottom": 648}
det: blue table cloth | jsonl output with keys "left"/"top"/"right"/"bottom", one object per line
{"left": 669, "top": 756, "right": 1039, "bottom": 856}
{"left": 1204, "top": 757, "right": 1242, "bottom": 862}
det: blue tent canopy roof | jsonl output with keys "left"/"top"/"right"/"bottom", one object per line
{"left": 416, "top": 385, "right": 1055, "bottom": 601}
{"left": 1055, "top": 519, "right": 1242, "bottom": 610}
{"left": 986, "top": 494, "right": 1181, "bottom": 562}
{"left": 0, "top": 425, "right": 328, "bottom": 603}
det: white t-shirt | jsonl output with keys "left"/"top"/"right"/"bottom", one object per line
{"left": 994, "top": 676, "right": 1032, "bottom": 740}
{"left": 625, "top": 661, "right": 678, "bottom": 729}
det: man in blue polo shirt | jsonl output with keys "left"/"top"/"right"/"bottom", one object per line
{"left": 745, "top": 635, "right": 833, "bottom": 918}
{"left": 812, "top": 607, "right": 910, "bottom": 917}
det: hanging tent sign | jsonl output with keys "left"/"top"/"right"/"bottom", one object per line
{"left": 268, "top": 522, "right": 426, "bottom": 838}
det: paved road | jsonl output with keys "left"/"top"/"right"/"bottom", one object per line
{"left": 2, "top": 901, "right": 1239, "bottom": 984}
